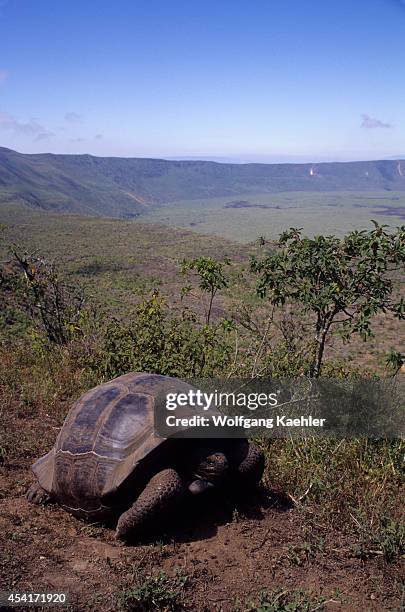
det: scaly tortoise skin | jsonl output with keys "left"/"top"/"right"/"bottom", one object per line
{"left": 27, "top": 372, "right": 264, "bottom": 541}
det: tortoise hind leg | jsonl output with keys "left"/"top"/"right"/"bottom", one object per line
{"left": 26, "top": 481, "right": 52, "bottom": 505}
{"left": 115, "top": 468, "right": 185, "bottom": 541}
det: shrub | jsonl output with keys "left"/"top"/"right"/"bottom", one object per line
{"left": 92, "top": 292, "right": 235, "bottom": 380}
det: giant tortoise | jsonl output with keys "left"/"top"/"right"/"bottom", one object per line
{"left": 27, "top": 372, "right": 264, "bottom": 540}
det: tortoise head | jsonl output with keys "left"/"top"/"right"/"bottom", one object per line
{"left": 188, "top": 450, "right": 229, "bottom": 494}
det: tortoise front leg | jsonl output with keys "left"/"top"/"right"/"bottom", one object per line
{"left": 115, "top": 468, "right": 185, "bottom": 541}
{"left": 228, "top": 441, "right": 265, "bottom": 487}
{"left": 237, "top": 443, "right": 265, "bottom": 485}
{"left": 26, "top": 481, "right": 52, "bottom": 505}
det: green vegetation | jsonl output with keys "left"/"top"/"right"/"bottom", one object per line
{"left": 386, "top": 348, "right": 405, "bottom": 375}
{"left": 262, "top": 437, "right": 404, "bottom": 553}
{"left": 252, "top": 223, "right": 405, "bottom": 375}
{"left": 181, "top": 256, "right": 230, "bottom": 323}
{"left": 1, "top": 206, "right": 403, "bottom": 372}
{"left": 0, "top": 205, "right": 243, "bottom": 319}
{"left": 350, "top": 512, "right": 405, "bottom": 562}
{"left": 93, "top": 293, "right": 234, "bottom": 380}
{"left": 143, "top": 191, "right": 405, "bottom": 242}
{"left": 241, "top": 588, "right": 332, "bottom": 612}
{"left": 4, "top": 247, "right": 89, "bottom": 345}
{"left": 118, "top": 570, "right": 188, "bottom": 611}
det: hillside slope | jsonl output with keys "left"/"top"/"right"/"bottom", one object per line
{"left": 1, "top": 147, "right": 405, "bottom": 217}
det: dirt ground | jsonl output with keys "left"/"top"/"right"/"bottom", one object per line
{"left": 1, "top": 453, "right": 403, "bottom": 612}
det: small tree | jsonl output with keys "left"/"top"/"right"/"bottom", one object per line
{"left": 251, "top": 223, "right": 405, "bottom": 377}
{"left": 385, "top": 349, "right": 404, "bottom": 376}
{"left": 181, "top": 256, "right": 230, "bottom": 324}
{"left": 2, "top": 248, "right": 86, "bottom": 345}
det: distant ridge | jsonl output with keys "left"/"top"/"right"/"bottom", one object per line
{"left": 1, "top": 147, "right": 405, "bottom": 218}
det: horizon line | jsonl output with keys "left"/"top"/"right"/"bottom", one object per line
{"left": 1, "top": 146, "right": 405, "bottom": 166}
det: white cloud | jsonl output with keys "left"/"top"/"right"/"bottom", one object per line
{"left": 65, "top": 112, "right": 83, "bottom": 123}
{"left": 34, "top": 132, "right": 54, "bottom": 142}
{"left": 0, "top": 111, "right": 54, "bottom": 141}
{"left": 361, "top": 114, "right": 392, "bottom": 129}
{"left": 0, "top": 111, "right": 44, "bottom": 135}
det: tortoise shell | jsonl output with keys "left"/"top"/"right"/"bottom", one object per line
{"left": 32, "top": 372, "right": 196, "bottom": 519}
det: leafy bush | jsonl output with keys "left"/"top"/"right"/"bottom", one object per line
{"left": 93, "top": 292, "right": 235, "bottom": 380}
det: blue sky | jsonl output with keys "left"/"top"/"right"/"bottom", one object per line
{"left": 0, "top": 0, "right": 404, "bottom": 162}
